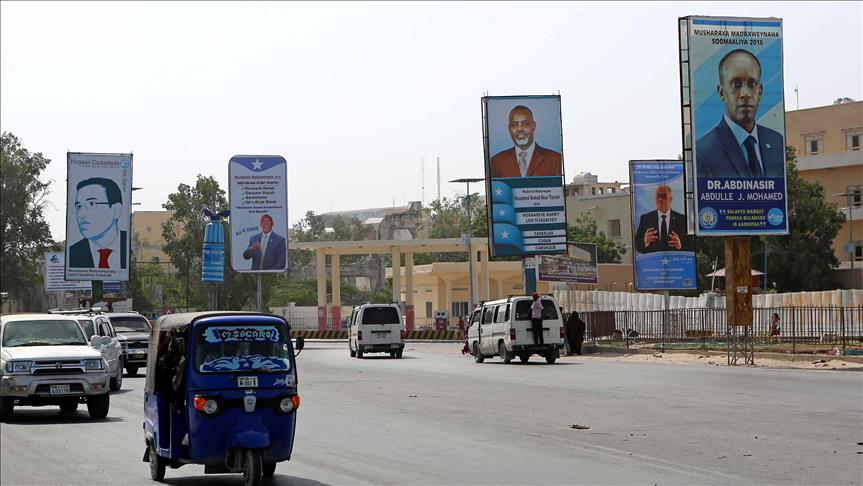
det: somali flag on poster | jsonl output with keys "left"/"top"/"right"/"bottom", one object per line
{"left": 489, "top": 177, "right": 566, "bottom": 257}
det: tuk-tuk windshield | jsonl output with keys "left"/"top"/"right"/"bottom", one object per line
{"left": 194, "top": 324, "right": 292, "bottom": 374}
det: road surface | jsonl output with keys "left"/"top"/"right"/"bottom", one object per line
{"left": 1, "top": 342, "right": 861, "bottom": 485}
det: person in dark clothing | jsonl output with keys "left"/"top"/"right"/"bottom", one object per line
{"left": 566, "top": 311, "right": 586, "bottom": 355}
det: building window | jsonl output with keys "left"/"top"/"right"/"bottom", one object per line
{"left": 848, "top": 133, "right": 861, "bottom": 151}
{"left": 451, "top": 301, "right": 468, "bottom": 318}
{"left": 609, "top": 219, "right": 621, "bottom": 237}
{"left": 853, "top": 242, "right": 863, "bottom": 262}
{"left": 591, "top": 187, "right": 597, "bottom": 195}
{"left": 847, "top": 185, "right": 863, "bottom": 208}
{"left": 425, "top": 301, "right": 432, "bottom": 318}
{"left": 805, "top": 137, "right": 822, "bottom": 155}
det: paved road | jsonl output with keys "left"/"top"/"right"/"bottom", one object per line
{"left": 2, "top": 342, "right": 861, "bottom": 485}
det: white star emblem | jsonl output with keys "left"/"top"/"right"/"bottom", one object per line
{"left": 495, "top": 187, "right": 503, "bottom": 196}
{"left": 661, "top": 257, "right": 670, "bottom": 266}
{"left": 251, "top": 159, "right": 263, "bottom": 171}
{"left": 498, "top": 209, "right": 506, "bottom": 217}
{"left": 500, "top": 230, "right": 510, "bottom": 240}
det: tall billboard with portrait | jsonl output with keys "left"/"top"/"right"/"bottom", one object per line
{"left": 65, "top": 152, "right": 133, "bottom": 281}
{"left": 482, "top": 95, "right": 567, "bottom": 257}
{"left": 630, "top": 160, "right": 697, "bottom": 291}
{"left": 229, "top": 155, "right": 288, "bottom": 273}
{"left": 681, "top": 16, "right": 788, "bottom": 236}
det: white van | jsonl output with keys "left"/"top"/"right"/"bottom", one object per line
{"left": 466, "top": 295, "right": 564, "bottom": 364}
{"left": 348, "top": 304, "right": 406, "bottom": 359}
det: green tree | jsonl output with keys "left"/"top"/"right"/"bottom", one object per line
{"left": 414, "top": 196, "right": 488, "bottom": 264}
{"left": 0, "top": 133, "right": 55, "bottom": 301}
{"left": 695, "top": 147, "right": 844, "bottom": 292}
{"left": 566, "top": 213, "right": 627, "bottom": 263}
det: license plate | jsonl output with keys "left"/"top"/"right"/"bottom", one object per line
{"left": 50, "top": 384, "right": 71, "bottom": 395}
{"left": 237, "top": 376, "right": 258, "bottom": 388}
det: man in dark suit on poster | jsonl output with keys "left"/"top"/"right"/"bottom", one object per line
{"left": 490, "top": 105, "right": 563, "bottom": 178}
{"left": 634, "top": 185, "right": 693, "bottom": 254}
{"left": 68, "top": 177, "right": 128, "bottom": 269}
{"left": 695, "top": 49, "right": 785, "bottom": 178}
{"left": 242, "top": 214, "right": 286, "bottom": 270}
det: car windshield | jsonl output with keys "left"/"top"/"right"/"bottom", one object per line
{"left": 111, "top": 316, "right": 151, "bottom": 333}
{"left": 514, "top": 300, "right": 559, "bottom": 321}
{"left": 78, "top": 320, "right": 96, "bottom": 338}
{"left": 2, "top": 320, "right": 87, "bottom": 347}
{"left": 361, "top": 307, "right": 400, "bottom": 324}
{"left": 195, "top": 324, "right": 292, "bottom": 374}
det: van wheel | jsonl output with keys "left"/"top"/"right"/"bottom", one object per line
{"left": 545, "top": 350, "right": 558, "bottom": 364}
{"left": 395, "top": 350, "right": 403, "bottom": 359}
{"left": 349, "top": 342, "right": 356, "bottom": 357}
{"left": 357, "top": 348, "right": 364, "bottom": 359}
{"left": 86, "top": 393, "right": 110, "bottom": 419}
{"left": 499, "top": 342, "right": 512, "bottom": 364}
{"left": 519, "top": 354, "right": 530, "bottom": 364}
{"left": 473, "top": 343, "right": 485, "bottom": 363}
{"left": 148, "top": 442, "right": 166, "bottom": 481}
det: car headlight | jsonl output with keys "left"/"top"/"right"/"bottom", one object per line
{"left": 278, "top": 395, "right": 301, "bottom": 414}
{"left": 5, "top": 361, "right": 32, "bottom": 373}
{"left": 83, "top": 359, "right": 105, "bottom": 370}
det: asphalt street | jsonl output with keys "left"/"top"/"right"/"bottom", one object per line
{"left": 1, "top": 341, "right": 861, "bottom": 485}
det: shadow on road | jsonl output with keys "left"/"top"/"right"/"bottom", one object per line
{"left": 164, "top": 473, "right": 331, "bottom": 486}
{"left": 2, "top": 409, "right": 125, "bottom": 425}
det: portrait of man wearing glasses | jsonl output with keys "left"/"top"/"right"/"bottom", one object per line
{"left": 68, "top": 177, "right": 128, "bottom": 269}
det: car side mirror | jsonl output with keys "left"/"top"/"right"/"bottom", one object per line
{"left": 90, "top": 335, "right": 101, "bottom": 348}
{"left": 101, "top": 336, "right": 112, "bottom": 347}
{"left": 294, "top": 336, "right": 305, "bottom": 356}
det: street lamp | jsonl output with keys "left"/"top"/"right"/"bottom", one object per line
{"left": 834, "top": 191, "right": 860, "bottom": 289}
{"left": 451, "top": 177, "right": 484, "bottom": 310}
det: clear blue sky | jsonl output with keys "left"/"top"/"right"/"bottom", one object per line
{"left": 1, "top": 2, "right": 860, "bottom": 241}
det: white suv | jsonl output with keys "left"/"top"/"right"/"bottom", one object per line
{"left": 348, "top": 304, "right": 406, "bottom": 359}
{"left": 0, "top": 314, "right": 111, "bottom": 421}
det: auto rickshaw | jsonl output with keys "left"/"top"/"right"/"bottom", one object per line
{"left": 143, "top": 311, "right": 304, "bottom": 486}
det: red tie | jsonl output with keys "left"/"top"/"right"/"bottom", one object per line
{"left": 97, "top": 249, "right": 112, "bottom": 268}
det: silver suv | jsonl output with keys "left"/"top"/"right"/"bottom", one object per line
{"left": 0, "top": 314, "right": 111, "bottom": 421}
{"left": 106, "top": 312, "right": 151, "bottom": 376}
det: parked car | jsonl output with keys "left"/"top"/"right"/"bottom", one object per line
{"left": 106, "top": 312, "right": 151, "bottom": 376}
{"left": 466, "top": 295, "right": 564, "bottom": 364}
{"left": 348, "top": 303, "right": 405, "bottom": 359}
{"left": 69, "top": 312, "right": 124, "bottom": 391}
{"left": 0, "top": 313, "right": 111, "bottom": 421}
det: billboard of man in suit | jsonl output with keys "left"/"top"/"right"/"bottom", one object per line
{"left": 68, "top": 177, "right": 128, "bottom": 269}
{"left": 242, "top": 214, "right": 286, "bottom": 270}
{"left": 489, "top": 105, "right": 563, "bottom": 178}
{"left": 634, "top": 185, "right": 693, "bottom": 254}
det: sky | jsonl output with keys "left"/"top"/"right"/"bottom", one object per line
{"left": 1, "top": 1, "right": 861, "bottom": 242}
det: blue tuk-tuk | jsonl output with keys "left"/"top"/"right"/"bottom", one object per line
{"left": 143, "top": 312, "right": 304, "bottom": 485}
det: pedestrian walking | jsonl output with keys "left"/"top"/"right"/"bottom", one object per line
{"left": 770, "top": 312, "right": 781, "bottom": 343}
{"left": 531, "top": 292, "right": 544, "bottom": 345}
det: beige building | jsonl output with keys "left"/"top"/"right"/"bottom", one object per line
{"left": 130, "top": 211, "right": 175, "bottom": 271}
{"left": 564, "top": 173, "right": 633, "bottom": 264}
{"left": 786, "top": 100, "right": 863, "bottom": 288}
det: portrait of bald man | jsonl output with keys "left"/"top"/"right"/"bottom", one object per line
{"left": 695, "top": 49, "right": 785, "bottom": 178}
{"left": 490, "top": 105, "right": 563, "bottom": 178}
{"left": 634, "top": 185, "right": 693, "bottom": 254}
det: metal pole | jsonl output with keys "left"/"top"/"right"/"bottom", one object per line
{"left": 849, "top": 193, "right": 855, "bottom": 289}
{"left": 257, "top": 274, "right": 263, "bottom": 312}
{"left": 466, "top": 181, "right": 476, "bottom": 310}
{"left": 662, "top": 291, "right": 669, "bottom": 352}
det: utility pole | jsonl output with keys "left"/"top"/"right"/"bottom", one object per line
{"left": 451, "top": 177, "right": 484, "bottom": 309}
{"left": 436, "top": 157, "right": 441, "bottom": 202}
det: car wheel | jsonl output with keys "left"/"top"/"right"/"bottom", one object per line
{"left": 263, "top": 463, "right": 277, "bottom": 477}
{"left": 395, "top": 350, "right": 403, "bottom": 359}
{"left": 243, "top": 448, "right": 262, "bottom": 486}
{"left": 59, "top": 399, "right": 79, "bottom": 412}
{"left": 349, "top": 341, "right": 356, "bottom": 357}
{"left": 473, "top": 343, "right": 485, "bottom": 363}
{"left": 125, "top": 364, "right": 139, "bottom": 376}
{"left": 148, "top": 442, "right": 166, "bottom": 481}
{"left": 0, "top": 397, "right": 14, "bottom": 422}
{"left": 86, "top": 393, "right": 110, "bottom": 419}
{"left": 110, "top": 364, "right": 123, "bottom": 391}
{"left": 519, "top": 354, "right": 530, "bottom": 364}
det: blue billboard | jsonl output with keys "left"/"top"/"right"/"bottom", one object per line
{"left": 482, "top": 95, "right": 567, "bottom": 257}
{"left": 683, "top": 16, "right": 789, "bottom": 236}
{"left": 630, "top": 160, "right": 697, "bottom": 291}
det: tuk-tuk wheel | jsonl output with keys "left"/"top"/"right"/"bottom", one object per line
{"left": 149, "top": 443, "right": 165, "bottom": 481}
{"left": 263, "top": 463, "right": 276, "bottom": 477}
{"left": 243, "top": 449, "right": 262, "bottom": 486}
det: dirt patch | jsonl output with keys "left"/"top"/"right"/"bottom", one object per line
{"left": 570, "top": 351, "right": 863, "bottom": 370}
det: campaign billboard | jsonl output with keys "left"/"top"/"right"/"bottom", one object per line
{"left": 45, "top": 252, "right": 90, "bottom": 291}
{"left": 482, "top": 95, "right": 567, "bottom": 257}
{"left": 681, "top": 16, "right": 788, "bottom": 236}
{"left": 65, "top": 153, "right": 133, "bottom": 281}
{"left": 537, "top": 242, "right": 598, "bottom": 284}
{"left": 229, "top": 155, "right": 288, "bottom": 273}
{"left": 630, "top": 160, "right": 697, "bottom": 291}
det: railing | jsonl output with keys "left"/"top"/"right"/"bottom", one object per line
{"left": 283, "top": 316, "right": 463, "bottom": 331}
{"left": 579, "top": 306, "right": 863, "bottom": 353}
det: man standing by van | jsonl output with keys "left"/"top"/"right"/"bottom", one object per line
{"left": 531, "top": 293, "right": 544, "bottom": 345}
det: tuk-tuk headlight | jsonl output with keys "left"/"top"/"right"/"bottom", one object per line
{"left": 278, "top": 395, "right": 301, "bottom": 414}
{"left": 194, "top": 395, "right": 220, "bottom": 415}
{"left": 83, "top": 359, "right": 104, "bottom": 370}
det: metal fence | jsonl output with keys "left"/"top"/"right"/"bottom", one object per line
{"left": 282, "top": 316, "right": 462, "bottom": 332}
{"left": 580, "top": 306, "right": 863, "bottom": 351}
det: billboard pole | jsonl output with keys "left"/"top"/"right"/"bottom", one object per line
{"left": 257, "top": 274, "right": 263, "bottom": 312}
